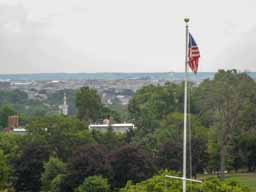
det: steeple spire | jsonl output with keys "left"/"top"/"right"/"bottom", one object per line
{"left": 62, "top": 92, "right": 68, "bottom": 116}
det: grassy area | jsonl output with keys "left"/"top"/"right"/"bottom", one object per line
{"left": 225, "top": 173, "right": 256, "bottom": 192}
{"left": 200, "top": 173, "right": 256, "bottom": 191}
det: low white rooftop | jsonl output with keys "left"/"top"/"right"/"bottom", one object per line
{"left": 89, "top": 123, "right": 135, "bottom": 133}
{"left": 89, "top": 123, "right": 134, "bottom": 127}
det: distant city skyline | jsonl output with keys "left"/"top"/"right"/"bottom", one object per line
{"left": 0, "top": 0, "right": 256, "bottom": 74}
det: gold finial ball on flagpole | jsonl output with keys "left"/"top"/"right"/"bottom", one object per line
{"left": 184, "top": 18, "right": 190, "bottom": 23}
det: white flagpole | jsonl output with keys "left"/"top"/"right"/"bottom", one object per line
{"left": 183, "top": 18, "right": 189, "bottom": 192}
{"left": 165, "top": 18, "right": 202, "bottom": 189}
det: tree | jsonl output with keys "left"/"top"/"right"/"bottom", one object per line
{"left": 60, "top": 144, "right": 110, "bottom": 192}
{"left": 157, "top": 140, "right": 182, "bottom": 172}
{"left": 0, "top": 105, "right": 16, "bottom": 129}
{"left": 108, "top": 145, "right": 155, "bottom": 188}
{"left": 0, "top": 150, "right": 10, "bottom": 189}
{"left": 12, "top": 139, "right": 50, "bottom": 192}
{"left": 157, "top": 135, "right": 208, "bottom": 177}
{"left": 100, "top": 106, "right": 121, "bottom": 123}
{"left": 9, "top": 89, "right": 28, "bottom": 104}
{"left": 120, "top": 170, "right": 194, "bottom": 192}
{"left": 154, "top": 112, "right": 208, "bottom": 175}
{"left": 120, "top": 170, "right": 248, "bottom": 192}
{"left": 50, "top": 174, "right": 65, "bottom": 192}
{"left": 0, "top": 133, "right": 21, "bottom": 161}
{"left": 0, "top": 89, "right": 28, "bottom": 105}
{"left": 130, "top": 132, "right": 158, "bottom": 156}
{"left": 194, "top": 70, "right": 256, "bottom": 179}
{"left": 239, "top": 133, "right": 256, "bottom": 171}
{"left": 76, "top": 176, "right": 110, "bottom": 192}
{"left": 76, "top": 87, "right": 103, "bottom": 123}
{"left": 26, "top": 115, "right": 95, "bottom": 160}
{"left": 41, "top": 157, "right": 67, "bottom": 192}
{"left": 92, "top": 130, "right": 126, "bottom": 151}
{"left": 128, "top": 83, "right": 184, "bottom": 134}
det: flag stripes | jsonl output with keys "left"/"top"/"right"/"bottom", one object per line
{"left": 188, "top": 33, "right": 200, "bottom": 73}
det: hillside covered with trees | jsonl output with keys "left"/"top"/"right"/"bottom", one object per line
{"left": 0, "top": 70, "right": 255, "bottom": 192}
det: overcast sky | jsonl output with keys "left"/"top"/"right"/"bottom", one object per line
{"left": 0, "top": 0, "right": 255, "bottom": 74}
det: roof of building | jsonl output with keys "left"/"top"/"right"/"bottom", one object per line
{"left": 89, "top": 123, "right": 135, "bottom": 128}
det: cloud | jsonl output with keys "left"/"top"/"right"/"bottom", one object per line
{"left": 0, "top": 0, "right": 256, "bottom": 73}
{"left": 0, "top": 2, "right": 90, "bottom": 74}
{"left": 215, "top": 26, "right": 256, "bottom": 71}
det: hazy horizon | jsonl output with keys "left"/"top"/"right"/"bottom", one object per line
{"left": 1, "top": 71, "right": 256, "bottom": 77}
{"left": 0, "top": 0, "right": 256, "bottom": 74}
{"left": 1, "top": 71, "right": 256, "bottom": 75}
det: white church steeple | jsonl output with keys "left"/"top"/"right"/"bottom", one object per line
{"left": 59, "top": 92, "right": 69, "bottom": 116}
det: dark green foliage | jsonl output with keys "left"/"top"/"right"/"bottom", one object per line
{"left": 100, "top": 106, "right": 121, "bottom": 123}
{"left": 41, "top": 156, "right": 67, "bottom": 192}
{"left": 128, "top": 82, "right": 186, "bottom": 134}
{"left": 194, "top": 70, "right": 256, "bottom": 178}
{"left": 0, "top": 69, "right": 256, "bottom": 191}
{"left": 0, "top": 133, "right": 21, "bottom": 162}
{"left": 26, "top": 115, "right": 94, "bottom": 160}
{"left": 0, "top": 150, "right": 10, "bottom": 189}
{"left": 21, "top": 101, "right": 52, "bottom": 118}
{"left": 238, "top": 134, "right": 256, "bottom": 172}
{"left": 156, "top": 112, "right": 208, "bottom": 174}
{"left": 12, "top": 139, "right": 50, "bottom": 192}
{"left": 109, "top": 104, "right": 129, "bottom": 122}
{"left": 50, "top": 174, "right": 65, "bottom": 192}
{"left": 0, "top": 89, "right": 28, "bottom": 105}
{"left": 0, "top": 90, "right": 51, "bottom": 122}
{"left": 76, "top": 87, "right": 103, "bottom": 123}
{"left": 108, "top": 145, "right": 155, "bottom": 188}
{"left": 0, "top": 88, "right": 58, "bottom": 120}
{"left": 61, "top": 144, "right": 110, "bottom": 192}
{"left": 76, "top": 87, "right": 121, "bottom": 123}
{"left": 92, "top": 130, "right": 126, "bottom": 151}
{"left": 76, "top": 176, "right": 110, "bottom": 192}
{"left": 157, "top": 140, "right": 182, "bottom": 172}
{"left": 120, "top": 171, "right": 249, "bottom": 192}
{"left": 201, "top": 177, "right": 250, "bottom": 192}
{"left": 157, "top": 136, "right": 208, "bottom": 176}
{"left": 0, "top": 105, "right": 16, "bottom": 129}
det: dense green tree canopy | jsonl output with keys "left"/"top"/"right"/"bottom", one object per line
{"left": 76, "top": 176, "right": 110, "bottom": 192}
{"left": 238, "top": 134, "right": 256, "bottom": 171}
{"left": 128, "top": 83, "right": 184, "bottom": 133}
{"left": 12, "top": 139, "right": 50, "bottom": 192}
{"left": 108, "top": 145, "right": 155, "bottom": 188}
{"left": 0, "top": 89, "right": 28, "bottom": 105}
{"left": 0, "top": 150, "right": 10, "bottom": 189}
{"left": 194, "top": 70, "right": 256, "bottom": 178}
{"left": 76, "top": 87, "right": 103, "bottom": 123}
{"left": 120, "top": 170, "right": 248, "bottom": 192}
{"left": 0, "top": 70, "right": 255, "bottom": 191}
{"left": 0, "top": 105, "right": 16, "bottom": 129}
{"left": 26, "top": 115, "right": 94, "bottom": 160}
{"left": 92, "top": 130, "right": 126, "bottom": 151}
{"left": 41, "top": 156, "right": 67, "bottom": 192}
{"left": 60, "top": 144, "right": 110, "bottom": 192}
{"left": 0, "top": 133, "right": 21, "bottom": 161}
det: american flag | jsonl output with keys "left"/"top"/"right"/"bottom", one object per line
{"left": 188, "top": 33, "right": 200, "bottom": 73}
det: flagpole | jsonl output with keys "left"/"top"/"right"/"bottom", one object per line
{"left": 183, "top": 17, "right": 189, "bottom": 192}
{"left": 165, "top": 18, "right": 202, "bottom": 189}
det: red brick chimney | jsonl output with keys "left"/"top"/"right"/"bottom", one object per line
{"left": 8, "top": 116, "right": 19, "bottom": 128}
